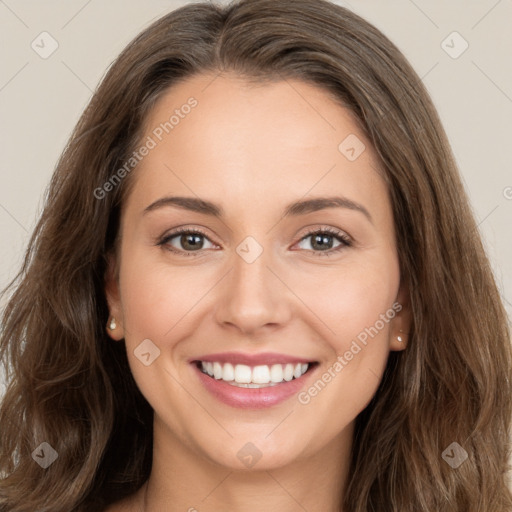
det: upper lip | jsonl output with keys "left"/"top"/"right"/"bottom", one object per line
{"left": 190, "top": 352, "right": 315, "bottom": 366}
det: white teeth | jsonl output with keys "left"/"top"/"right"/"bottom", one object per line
{"left": 213, "top": 362, "right": 223, "bottom": 380}
{"left": 283, "top": 364, "right": 294, "bottom": 381}
{"left": 252, "top": 365, "right": 270, "bottom": 384}
{"left": 230, "top": 382, "right": 281, "bottom": 388}
{"left": 223, "top": 362, "right": 235, "bottom": 381}
{"left": 270, "top": 364, "right": 283, "bottom": 383}
{"left": 253, "top": 382, "right": 275, "bottom": 388}
{"left": 234, "top": 364, "right": 252, "bottom": 383}
{"left": 199, "top": 361, "right": 310, "bottom": 386}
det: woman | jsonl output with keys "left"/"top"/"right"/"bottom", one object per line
{"left": 1, "top": 0, "right": 511, "bottom": 510}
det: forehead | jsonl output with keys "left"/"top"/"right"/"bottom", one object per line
{"left": 124, "top": 73, "right": 389, "bottom": 225}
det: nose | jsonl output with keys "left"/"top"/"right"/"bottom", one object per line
{"left": 214, "top": 245, "right": 291, "bottom": 336}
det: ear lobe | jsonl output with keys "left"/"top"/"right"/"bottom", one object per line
{"left": 390, "top": 279, "right": 412, "bottom": 351}
{"left": 104, "top": 252, "right": 124, "bottom": 341}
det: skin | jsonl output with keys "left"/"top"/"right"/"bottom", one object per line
{"left": 104, "top": 73, "right": 411, "bottom": 512}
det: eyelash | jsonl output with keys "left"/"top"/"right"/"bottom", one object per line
{"left": 157, "top": 226, "right": 352, "bottom": 258}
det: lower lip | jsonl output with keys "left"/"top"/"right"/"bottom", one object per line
{"left": 192, "top": 363, "right": 317, "bottom": 409}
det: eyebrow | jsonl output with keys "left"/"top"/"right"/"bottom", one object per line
{"left": 143, "top": 195, "right": 373, "bottom": 224}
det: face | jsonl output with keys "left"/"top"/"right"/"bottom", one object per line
{"left": 105, "top": 73, "right": 410, "bottom": 471}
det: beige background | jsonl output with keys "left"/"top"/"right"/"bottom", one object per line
{"left": 0, "top": 0, "right": 511, "bottom": 483}
{"left": 2, "top": 0, "right": 511, "bottom": 323}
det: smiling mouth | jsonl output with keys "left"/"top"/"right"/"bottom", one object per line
{"left": 194, "top": 360, "right": 318, "bottom": 388}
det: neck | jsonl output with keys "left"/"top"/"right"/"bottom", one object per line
{"left": 140, "top": 416, "right": 353, "bottom": 512}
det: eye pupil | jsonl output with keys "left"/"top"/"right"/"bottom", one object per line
{"left": 181, "top": 233, "right": 203, "bottom": 250}
{"left": 312, "top": 234, "right": 333, "bottom": 250}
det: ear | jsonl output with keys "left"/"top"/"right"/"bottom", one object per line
{"left": 389, "top": 278, "right": 412, "bottom": 351}
{"left": 104, "top": 251, "right": 124, "bottom": 341}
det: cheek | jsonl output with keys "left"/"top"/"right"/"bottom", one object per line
{"left": 291, "top": 256, "right": 399, "bottom": 404}
{"left": 290, "top": 256, "right": 400, "bottom": 349}
{"left": 117, "top": 254, "right": 206, "bottom": 425}
{"left": 119, "top": 242, "right": 400, "bottom": 358}
{"left": 292, "top": 259, "right": 399, "bottom": 430}
{"left": 119, "top": 251, "right": 206, "bottom": 342}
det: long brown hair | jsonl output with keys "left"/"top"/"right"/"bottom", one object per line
{"left": 1, "top": 0, "right": 511, "bottom": 510}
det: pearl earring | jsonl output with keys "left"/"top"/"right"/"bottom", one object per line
{"left": 109, "top": 317, "right": 117, "bottom": 330}
{"left": 397, "top": 329, "right": 404, "bottom": 342}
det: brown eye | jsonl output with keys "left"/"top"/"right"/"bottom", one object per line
{"left": 296, "top": 228, "right": 352, "bottom": 257}
{"left": 159, "top": 228, "right": 216, "bottom": 256}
